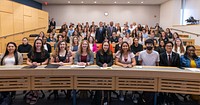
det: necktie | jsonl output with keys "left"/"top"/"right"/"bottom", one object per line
{"left": 168, "top": 55, "right": 171, "bottom": 65}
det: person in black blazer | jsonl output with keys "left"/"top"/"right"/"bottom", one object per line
{"left": 96, "top": 41, "right": 113, "bottom": 67}
{"left": 95, "top": 22, "right": 105, "bottom": 43}
{"left": 94, "top": 41, "right": 113, "bottom": 105}
{"left": 160, "top": 41, "right": 180, "bottom": 67}
{"left": 159, "top": 41, "right": 180, "bottom": 105}
{"left": 107, "top": 21, "right": 117, "bottom": 38}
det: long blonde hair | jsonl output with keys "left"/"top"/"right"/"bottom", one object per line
{"left": 78, "top": 40, "right": 91, "bottom": 54}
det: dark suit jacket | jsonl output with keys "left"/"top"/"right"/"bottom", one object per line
{"left": 95, "top": 27, "right": 105, "bottom": 43}
{"left": 159, "top": 51, "right": 180, "bottom": 67}
{"left": 96, "top": 50, "right": 113, "bottom": 67}
{"left": 107, "top": 26, "right": 117, "bottom": 38}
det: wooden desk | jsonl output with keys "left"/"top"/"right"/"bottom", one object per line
{"left": 0, "top": 65, "right": 200, "bottom": 104}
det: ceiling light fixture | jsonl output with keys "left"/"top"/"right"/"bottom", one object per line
{"left": 114, "top": 1, "right": 117, "bottom": 3}
{"left": 68, "top": 1, "right": 70, "bottom": 3}
{"left": 128, "top": 1, "right": 130, "bottom": 3}
{"left": 141, "top": 1, "right": 144, "bottom": 3}
{"left": 81, "top": 1, "right": 84, "bottom": 3}
{"left": 94, "top": 1, "right": 97, "bottom": 3}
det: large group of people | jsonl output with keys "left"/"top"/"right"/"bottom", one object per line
{"left": 0, "top": 20, "right": 199, "bottom": 105}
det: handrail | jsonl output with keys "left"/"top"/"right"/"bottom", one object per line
{"left": 170, "top": 27, "right": 200, "bottom": 37}
{"left": 0, "top": 27, "right": 46, "bottom": 38}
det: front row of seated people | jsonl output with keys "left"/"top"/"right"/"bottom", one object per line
{"left": 0, "top": 38, "right": 200, "bottom": 105}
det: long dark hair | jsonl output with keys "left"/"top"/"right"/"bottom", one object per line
{"left": 184, "top": 45, "right": 198, "bottom": 59}
{"left": 30, "top": 39, "right": 45, "bottom": 59}
{"left": 1, "top": 42, "right": 18, "bottom": 65}
{"left": 100, "top": 41, "right": 112, "bottom": 55}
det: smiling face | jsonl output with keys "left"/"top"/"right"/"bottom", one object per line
{"left": 175, "top": 39, "right": 181, "bottom": 46}
{"left": 89, "top": 37, "right": 94, "bottom": 43}
{"left": 122, "top": 42, "right": 129, "bottom": 52}
{"left": 103, "top": 42, "right": 109, "bottom": 52}
{"left": 7, "top": 43, "right": 16, "bottom": 54}
{"left": 35, "top": 40, "right": 42, "bottom": 50}
{"left": 187, "top": 46, "right": 195, "bottom": 57}
{"left": 134, "top": 38, "right": 139, "bottom": 45}
{"left": 59, "top": 42, "right": 66, "bottom": 50}
{"left": 73, "top": 37, "right": 78, "bottom": 44}
{"left": 82, "top": 40, "right": 88, "bottom": 50}
{"left": 165, "top": 42, "right": 173, "bottom": 53}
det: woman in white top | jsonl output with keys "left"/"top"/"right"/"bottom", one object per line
{"left": 173, "top": 38, "right": 185, "bottom": 55}
{"left": 115, "top": 41, "right": 136, "bottom": 101}
{"left": 0, "top": 42, "right": 23, "bottom": 100}
{"left": 115, "top": 41, "right": 136, "bottom": 68}
{"left": 0, "top": 42, "right": 23, "bottom": 65}
{"left": 123, "top": 32, "right": 133, "bottom": 46}
{"left": 90, "top": 26, "right": 96, "bottom": 38}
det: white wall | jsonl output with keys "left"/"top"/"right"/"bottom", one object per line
{"left": 43, "top": 4, "right": 160, "bottom": 27}
{"left": 160, "top": 0, "right": 181, "bottom": 29}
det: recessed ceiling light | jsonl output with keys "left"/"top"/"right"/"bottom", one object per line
{"left": 114, "top": 1, "right": 117, "bottom": 3}
{"left": 94, "top": 1, "right": 97, "bottom": 3}
{"left": 68, "top": 1, "right": 70, "bottom": 3}
{"left": 81, "top": 1, "right": 84, "bottom": 3}
{"left": 128, "top": 1, "right": 130, "bottom": 3}
{"left": 141, "top": 1, "right": 144, "bottom": 3}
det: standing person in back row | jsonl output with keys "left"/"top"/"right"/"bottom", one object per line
{"left": 49, "top": 18, "right": 56, "bottom": 29}
{"left": 107, "top": 21, "right": 117, "bottom": 38}
{"left": 95, "top": 21, "right": 106, "bottom": 43}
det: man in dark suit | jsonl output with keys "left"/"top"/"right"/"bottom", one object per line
{"left": 159, "top": 41, "right": 180, "bottom": 105}
{"left": 107, "top": 21, "right": 117, "bottom": 38}
{"left": 160, "top": 41, "right": 180, "bottom": 67}
{"left": 95, "top": 21, "right": 105, "bottom": 43}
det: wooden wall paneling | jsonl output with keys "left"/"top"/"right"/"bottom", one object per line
{"left": 0, "top": 0, "right": 13, "bottom": 13}
{"left": 23, "top": 5, "right": 32, "bottom": 31}
{"left": 1, "top": 36, "right": 14, "bottom": 52}
{"left": 0, "top": 12, "right": 14, "bottom": 36}
{"left": 23, "top": 5, "right": 32, "bottom": 17}
{"left": 13, "top": 33, "right": 23, "bottom": 46}
{"left": 0, "top": 39, "right": 2, "bottom": 53}
{"left": 32, "top": 8, "right": 38, "bottom": 29}
{"left": 0, "top": 13, "right": 1, "bottom": 36}
{"left": 24, "top": 16, "right": 32, "bottom": 31}
{"left": 13, "top": 2, "right": 24, "bottom": 33}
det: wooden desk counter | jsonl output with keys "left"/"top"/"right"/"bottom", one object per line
{"left": 0, "top": 65, "right": 199, "bottom": 95}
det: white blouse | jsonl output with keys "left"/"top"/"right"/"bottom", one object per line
{"left": 4, "top": 57, "right": 15, "bottom": 65}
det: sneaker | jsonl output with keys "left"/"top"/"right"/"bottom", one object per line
{"left": 103, "top": 102, "right": 108, "bottom": 105}
{"left": 132, "top": 97, "right": 138, "bottom": 104}
{"left": 119, "top": 96, "right": 124, "bottom": 101}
